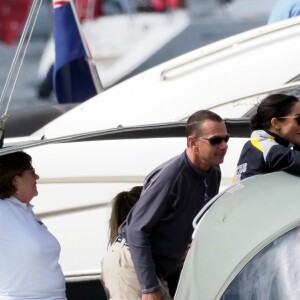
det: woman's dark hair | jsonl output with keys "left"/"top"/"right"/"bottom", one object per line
{"left": 251, "top": 94, "right": 299, "bottom": 131}
{"left": 108, "top": 186, "right": 143, "bottom": 246}
{"left": 0, "top": 151, "right": 32, "bottom": 199}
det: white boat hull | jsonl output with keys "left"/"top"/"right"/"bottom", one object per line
{"left": 21, "top": 133, "right": 245, "bottom": 275}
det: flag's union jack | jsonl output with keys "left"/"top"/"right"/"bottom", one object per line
{"left": 53, "top": 1, "right": 69, "bottom": 9}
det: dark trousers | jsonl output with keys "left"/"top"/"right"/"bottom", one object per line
{"left": 164, "top": 267, "right": 182, "bottom": 298}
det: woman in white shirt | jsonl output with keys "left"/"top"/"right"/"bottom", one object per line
{"left": 0, "top": 151, "right": 67, "bottom": 300}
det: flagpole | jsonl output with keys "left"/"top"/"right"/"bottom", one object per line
{"left": 69, "top": 0, "right": 104, "bottom": 93}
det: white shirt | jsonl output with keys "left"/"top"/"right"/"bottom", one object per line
{"left": 0, "top": 197, "right": 67, "bottom": 299}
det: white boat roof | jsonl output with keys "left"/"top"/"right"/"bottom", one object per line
{"left": 174, "top": 171, "right": 300, "bottom": 299}
{"left": 33, "top": 17, "right": 300, "bottom": 139}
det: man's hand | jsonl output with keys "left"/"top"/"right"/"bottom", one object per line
{"left": 142, "top": 290, "right": 164, "bottom": 300}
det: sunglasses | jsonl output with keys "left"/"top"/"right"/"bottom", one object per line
{"left": 200, "top": 134, "right": 230, "bottom": 146}
{"left": 278, "top": 115, "right": 300, "bottom": 125}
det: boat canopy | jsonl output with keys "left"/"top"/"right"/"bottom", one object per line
{"left": 175, "top": 171, "right": 300, "bottom": 299}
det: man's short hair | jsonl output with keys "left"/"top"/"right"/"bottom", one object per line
{"left": 185, "top": 110, "right": 223, "bottom": 138}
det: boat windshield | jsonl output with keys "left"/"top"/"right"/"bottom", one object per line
{"left": 221, "top": 226, "right": 300, "bottom": 300}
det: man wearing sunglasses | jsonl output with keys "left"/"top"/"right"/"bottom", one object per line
{"left": 101, "top": 110, "right": 229, "bottom": 300}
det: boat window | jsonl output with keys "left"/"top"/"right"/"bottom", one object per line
{"left": 221, "top": 227, "right": 300, "bottom": 300}
{"left": 211, "top": 98, "right": 259, "bottom": 119}
{"left": 180, "top": 85, "right": 300, "bottom": 121}
{"left": 290, "top": 75, "right": 300, "bottom": 84}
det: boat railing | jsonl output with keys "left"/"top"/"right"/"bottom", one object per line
{"left": 209, "top": 80, "right": 300, "bottom": 113}
{"left": 65, "top": 270, "right": 101, "bottom": 282}
{"left": 160, "top": 20, "right": 300, "bottom": 80}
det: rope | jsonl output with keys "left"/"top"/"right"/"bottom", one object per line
{"left": 0, "top": 0, "right": 43, "bottom": 123}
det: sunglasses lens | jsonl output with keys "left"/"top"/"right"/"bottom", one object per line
{"left": 224, "top": 135, "right": 230, "bottom": 143}
{"left": 209, "top": 135, "right": 230, "bottom": 146}
{"left": 209, "top": 137, "right": 222, "bottom": 146}
{"left": 297, "top": 116, "right": 300, "bottom": 125}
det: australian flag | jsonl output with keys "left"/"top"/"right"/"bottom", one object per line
{"left": 53, "top": 0, "right": 102, "bottom": 103}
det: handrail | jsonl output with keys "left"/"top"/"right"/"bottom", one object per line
{"left": 207, "top": 80, "right": 300, "bottom": 112}
{"left": 0, "top": 119, "right": 251, "bottom": 155}
{"left": 0, "top": 122, "right": 187, "bottom": 155}
{"left": 36, "top": 201, "right": 110, "bottom": 219}
{"left": 64, "top": 269, "right": 101, "bottom": 282}
{"left": 160, "top": 20, "right": 300, "bottom": 80}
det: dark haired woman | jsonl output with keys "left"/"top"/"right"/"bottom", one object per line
{"left": 234, "top": 93, "right": 300, "bottom": 183}
{"left": 107, "top": 185, "right": 143, "bottom": 246}
{"left": 0, "top": 151, "right": 67, "bottom": 299}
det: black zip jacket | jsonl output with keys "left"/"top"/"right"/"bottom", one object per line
{"left": 234, "top": 130, "right": 300, "bottom": 183}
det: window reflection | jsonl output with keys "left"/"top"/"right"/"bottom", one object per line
{"left": 221, "top": 227, "right": 300, "bottom": 300}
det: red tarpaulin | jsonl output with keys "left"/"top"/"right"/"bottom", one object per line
{"left": 0, "top": 0, "right": 102, "bottom": 45}
{"left": 0, "top": 0, "right": 31, "bottom": 45}
{"left": 150, "top": 0, "right": 182, "bottom": 12}
{"left": 74, "top": 0, "right": 102, "bottom": 21}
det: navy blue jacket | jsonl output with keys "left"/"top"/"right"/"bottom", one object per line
{"left": 234, "top": 130, "right": 300, "bottom": 183}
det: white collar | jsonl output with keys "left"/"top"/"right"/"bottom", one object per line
{"left": 4, "top": 196, "right": 34, "bottom": 211}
